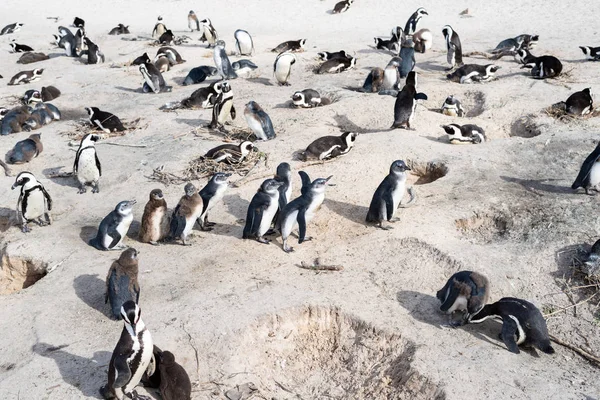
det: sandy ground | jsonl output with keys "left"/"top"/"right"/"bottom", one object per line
{"left": 1, "top": 0, "right": 600, "bottom": 399}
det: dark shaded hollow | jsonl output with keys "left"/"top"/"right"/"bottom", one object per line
{"left": 510, "top": 114, "right": 542, "bottom": 138}
{"left": 406, "top": 160, "right": 448, "bottom": 185}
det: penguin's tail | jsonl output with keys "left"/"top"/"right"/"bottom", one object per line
{"left": 88, "top": 238, "right": 105, "bottom": 251}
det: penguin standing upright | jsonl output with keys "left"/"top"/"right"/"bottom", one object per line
{"left": 572, "top": 141, "right": 600, "bottom": 195}
{"left": 11, "top": 171, "right": 52, "bottom": 233}
{"left": 436, "top": 271, "right": 490, "bottom": 326}
{"left": 565, "top": 88, "right": 593, "bottom": 116}
{"left": 89, "top": 200, "right": 137, "bottom": 251}
{"left": 81, "top": 37, "right": 104, "bottom": 64}
{"left": 441, "top": 95, "right": 464, "bottom": 117}
{"left": 442, "top": 25, "right": 463, "bottom": 69}
{"left": 244, "top": 101, "right": 275, "bottom": 140}
{"left": 366, "top": 160, "right": 412, "bottom": 229}
{"left": 100, "top": 301, "right": 154, "bottom": 400}
{"left": 274, "top": 52, "right": 296, "bottom": 86}
{"left": 198, "top": 173, "right": 231, "bottom": 230}
{"left": 398, "top": 40, "right": 416, "bottom": 77}
{"left": 278, "top": 173, "right": 333, "bottom": 252}
{"left": 105, "top": 248, "right": 140, "bottom": 320}
{"left": 200, "top": 18, "right": 218, "bottom": 47}
{"left": 152, "top": 16, "right": 167, "bottom": 39}
{"left": 391, "top": 71, "right": 428, "bottom": 129}
{"left": 404, "top": 7, "right": 428, "bottom": 35}
{"left": 209, "top": 81, "right": 235, "bottom": 131}
{"left": 243, "top": 179, "right": 283, "bottom": 243}
{"left": 274, "top": 162, "right": 292, "bottom": 218}
{"left": 140, "top": 61, "right": 171, "bottom": 93}
{"left": 213, "top": 43, "right": 237, "bottom": 79}
{"left": 86, "top": 107, "right": 125, "bottom": 133}
{"left": 169, "top": 183, "right": 203, "bottom": 246}
{"left": 139, "top": 189, "right": 169, "bottom": 245}
{"left": 234, "top": 29, "right": 254, "bottom": 55}
{"left": 74, "top": 133, "right": 102, "bottom": 193}
{"left": 469, "top": 297, "right": 555, "bottom": 355}
{"left": 188, "top": 11, "right": 200, "bottom": 32}
{"left": 9, "top": 133, "right": 43, "bottom": 164}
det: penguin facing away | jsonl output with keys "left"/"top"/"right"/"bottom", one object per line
{"left": 243, "top": 179, "right": 283, "bottom": 243}
{"left": 442, "top": 25, "right": 463, "bottom": 69}
{"left": 274, "top": 162, "right": 293, "bottom": 215}
{"left": 140, "top": 61, "right": 171, "bottom": 93}
{"left": 366, "top": 160, "right": 412, "bottom": 229}
{"left": 9, "top": 133, "right": 43, "bottom": 164}
{"left": 41, "top": 86, "right": 61, "bottom": 102}
{"left": 170, "top": 183, "right": 203, "bottom": 246}
{"left": 391, "top": 71, "right": 428, "bottom": 129}
{"left": 105, "top": 248, "right": 140, "bottom": 320}
{"left": 572, "top": 141, "right": 600, "bottom": 195}
{"left": 244, "top": 101, "right": 275, "bottom": 140}
{"left": 274, "top": 52, "right": 297, "bottom": 86}
{"left": 11, "top": 171, "right": 52, "bottom": 232}
{"left": 469, "top": 297, "right": 555, "bottom": 355}
{"left": 565, "top": 88, "right": 593, "bottom": 116}
{"left": 139, "top": 189, "right": 169, "bottom": 244}
{"left": 100, "top": 301, "right": 154, "bottom": 400}
{"left": 89, "top": 200, "right": 137, "bottom": 251}
{"left": 74, "top": 133, "right": 102, "bottom": 193}
{"left": 214, "top": 44, "right": 237, "bottom": 79}
{"left": 436, "top": 271, "right": 490, "bottom": 326}
{"left": 198, "top": 172, "right": 231, "bottom": 231}
{"left": 234, "top": 29, "right": 254, "bottom": 55}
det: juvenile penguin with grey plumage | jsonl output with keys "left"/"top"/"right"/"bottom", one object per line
{"left": 437, "top": 271, "right": 490, "bottom": 327}
{"left": 232, "top": 60, "right": 258, "bottom": 77}
{"left": 188, "top": 11, "right": 200, "bottom": 32}
{"left": 274, "top": 162, "right": 292, "bottom": 217}
{"left": 214, "top": 43, "right": 237, "bottom": 79}
{"left": 100, "top": 301, "right": 154, "bottom": 400}
{"left": 443, "top": 124, "right": 486, "bottom": 144}
{"left": 469, "top": 297, "right": 555, "bottom": 355}
{"left": 182, "top": 66, "right": 218, "bottom": 86}
{"left": 139, "top": 189, "right": 169, "bottom": 245}
{"left": 169, "top": 183, "right": 203, "bottom": 246}
{"left": 442, "top": 25, "right": 463, "bottom": 69}
{"left": 572, "top": 141, "right": 600, "bottom": 195}
{"left": 245, "top": 101, "right": 275, "bottom": 140}
{"left": 11, "top": 171, "right": 52, "bottom": 233}
{"left": 74, "top": 133, "right": 102, "bottom": 193}
{"left": 391, "top": 71, "right": 428, "bottom": 129}
{"left": 9, "top": 133, "right": 43, "bottom": 164}
{"left": 89, "top": 200, "right": 136, "bottom": 251}
{"left": 105, "top": 248, "right": 140, "bottom": 320}
{"left": 366, "top": 160, "right": 413, "bottom": 229}
{"left": 243, "top": 179, "right": 283, "bottom": 243}
{"left": 234, "top": 29, "right": 254, "bottom": 55}
{"left": 198, "top": 172, "right": 231, "bottom": 231}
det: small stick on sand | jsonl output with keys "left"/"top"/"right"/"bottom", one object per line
{"left": 299, "top": 258, "right": 344, "bottom": 271}
{"left": 97, "top": 142, "right": 147, "bottom": 148}
{"left": 543, "top": 291, "right": 599, "bottom": 317}
{"left": 549, "top": 334, "right": 600, "bottom": 367}
{"left": 47, "top": 171, "right": 74, "bottom": 179}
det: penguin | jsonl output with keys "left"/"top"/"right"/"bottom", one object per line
{"left": 169, "top": 183, "right": 203, "bottom": 246}
{"left": 199, "top": 18, "right": 218, "bottom": 47}
{"left": 9, "top": 133, "right": 43, "bottom": 164}
{"left": 23, "top": 89, "right": 42, "bottom": 105}
{"left": 90, "top": 200, "right": 136, "bottom": 251}
{"left": 391, "top": 71, "right": 428, "bottom": 129}
{"left": 39, "top": 102, "right": 61, "bottom": 120}
{"left": 381, "top": 57, "right": 402, "bottom": 92}
{"left": 584, "top": 238, "right": 600, "bottom": 272}
{"left": 565, "top": 88, "right": 593, "bottom": 116}
{"left": 208, "top": 81, "right": 235, "bottom": 130}
{"left": 243, "top": 179, "right": 284, "bottom": 243}
{"left": 131, "top": 52, "right": 151, "bottom": 66}
{"left": 22, "top": 104, "right": 53, "bottom": 131}
{"left": 180, "top": 80, "right": 222, "bottom": 108}
{"left": 244, "top": 101, "right": 275, "bottom": 140}
{"left": 442, "top": 124, "right": 486, "bottom": 144}
{"left": 17, "top": 52, "right": 49, "bottom": 64}
{"left": 0, "top": 106, "right": 30, "bottom": 135}
{"left": 493, "top": 34, "right": 539, "bottom": 53}
{"left": 153, "top": 350, "right": 191, "bottom": 400}
{"left": 182, "top": 66, "right": 216, "bottom": 86}
{"left": 108, "top": 24, "right": 130, "bottom": 35}
{"left": 140, "top": 62, "right": 171, "bottom": 93}
{"left": 436, "top": 271, "right": 490, "bottom": 326}
{"left": 366, "top": 160, "right": 411, "bottom": 229}
{"left": 81, "top": 37, "right": 105, "bottom": 64}
{"left": 274, "top": 162, "right": 293, "bottom": 216}
{"left": 10, "top": 43, "right": 34, "bottom": 53}
{"left": 73, "top": 17, "right": 85, "bottom": 29}
{"left": 139, "top": 189, "right": 169, "bottom": 244}
{"left": 154, "top": 55, "right": 170, "bottom": 73}
{"left": 278, "top": 173, "right": 333, "bottom": 253}
{"left": 274, "top": 52, "right": 297, "bottom": 86}
{"left": 469, "top": 297, "right": 555, "bottom": 355}
{"left": 86, "top": 107, "right": 126, "bottom": 133}
{"left": 232, "top": 60, "right": 258, "bottom": 77}
{"left": 214, "top": 44, "right": 237, "bottom": 79}
{"left": 441, "top": 95, "right": 464, "bottom": 117}
{"left": 374, "top": 35, "right": 399, "bottom": 53}
{"left": 413, "top": 29, "right": 433, "bottom": 53}
{"left": 57, "top": 27, "right": 78, "bottom": 57}
{"left": 188, "top": 11, "right": 200, "bottom": 32}
{"left": 317, "top": 50, "right": 348, "bottom": 61}
{"left": 523, "top": 55, "right": 562, "bottom": 79}
{"left": 332, "top": 0, "right": 353, "bottom": 13}
{"left": 572, "top": 141, "right": 600, "bottom": 195}
{"left": 292, "top": 89, "right": 322, "bottom": 107}
{"left": 318, "top": 56, "right": 356, "bottom": 74}
{"left": 156, "top": 47, "right": 185, "bottom": 65}
{"left": 8, "top": 69, "right": 44, "bottom": 85}
{"left": 447, "top": 64, "right": 501, "bottom": 84}
{"left": 579, "top": 46, "right": 600, "bottom": 61}
{"left": 0, "top": 23, "right": 23, "bottom": 35}
{"left": 398, "top": 40, "right": 416, "bottom": 77}
{"left": 100, "top": 301, "right": 154, "bottom": 400}
{"left": 404, "top": 7, "right": 428, "bottom": 35}
{"left": 11, "top": 171, "right": 52, "bottom": 233}
{"left": 234, "top": 29, "right": 254, "bottom": 56}
{"left": 442, "top": 25, "right": 463, "bottom": 69}
{"left": 152, "top": 16, "right": 167, "bottom": 40}
{"left": 203, "top": 141, "right": 255, "bottom": 164}
{"left": 198, "top": 172, "right": 231, "bottom": 231}
{"left": 158, "top": 30, "right": 174, "bottom": 45}
{"left": 105, "top": 248, "right": 140, "bottom": 320}
{"left": 301, "top": 132, "right": 358, "bottom": 161}
{"left": 272, "top": 39, "right": 306, "bottom": 53}
{"left": 74, "top": 133, "right": 102, "bottom": 193}
{"left": 515, "top": 48, "right": 536, "bottom": 65}
{"left": 41, "top": 86, "right": 61, "bottom": 102}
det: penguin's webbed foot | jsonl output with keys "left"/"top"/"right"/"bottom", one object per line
{"left": 205, "top": 221, "right": 216, "bottom": 227}
{"left": 200, "top": 226, "right": 213, "bottom": 231}
{"left": 282, "top": 239, "right": 294, "bottom": 253}
{"left": 78, "top": 186, "right": 87, "bottom": 194}
{"left": 92, "top": 184, "right": 100, "bottom": 194}
{"left": 389, "top": 217, "right": 400, "bottom": 223}
{"left": 21, "top": 224, "right": 31, "bottom": 233}
{"left": 585, "top": 188, "right": 597, "bottom": 196}
{"left": 129, "top": 390, "right": 152, "bottom": 400}
{"left": 256, "top": 236, "right": 270, "bottom": 244}
{"left": 298, "top": 236, "right": 312, "bottom": 244}
{"left": 149, "top": 241, "right": 159, "bottom": 246}
{"left": 379, "top": 222, "right": 392, "bottom": 230}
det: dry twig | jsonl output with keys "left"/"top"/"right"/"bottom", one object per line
{"left": 549, "top": 334, "right": 600, "bottom": 367}
{"left": 299, "top": 258, "right": 344, "bottom": 271}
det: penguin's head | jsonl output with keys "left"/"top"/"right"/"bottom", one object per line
{"left": 442, "top": 124, "right": 461, "bottom": 137}
{"left": 444, "top": 95, "right": 456, "bottom": 105}
{"left": 80, "top": 133, "right": 100, "bottom": 147}
{"left": 0, "top": 107, "right": 8, "bottom": 121}
{"left": 149, "top": 188, "right": 164, "bottom": 201}
{"left": 310, "top": 176, "right": 333, "bottom": 193}
{"left": 298, "top": 39, "right": 307, "bottom": 48}
{"left": 131, "top": 52, "right": 150, "bottom": 66}
{"left": 120, "top": 301, "right": 141, "bottom": 327}
{"left": 245, "top": 101, "right": 260, "bottom": 113}
{"left": 442, "top": 25, "right": 452, "bottom": 39}
{"left": 23, "top": 90, "right": 42, "bottom": 105}
{"left": 580, "top": 46, "right": 590, "bottom": 56}
{"left": 212, "top": 172, "right": 231, "bottom": 185}
{"left": 406, "top": 71, "right": 417, "bottom": 87}
{"left": 436, "top": 286, "right": 448, "bottom": 303}
{"left": 291, "top": 91, "right": 305, "bottom": 104}
{"left": 528, "top": 35, "right": 539, "bottom": 48}
{"left": 119, "top": 247, "right": 139, "bottom": 265}
{"left": 583, "top": 87, "right": 592, "bottom": 97}
{"left": 184, "top": 183, "right": 197, "bottom": 197}
{"left": 275, "top": 162, "right": 291, "bottom": 179}
{"left": 342, "top": 132, "right": 358, "bottom": 148}
{"left": 33, "top": 68, "right": 44, "bottom": 76}
{"left": 160, "top": 350, "right": 176, "bottom": 365}
{"left": 200, "top": 18, "right": 211, "bottom": 25}
{"left": 261, "top": 178, "right": 283, "bottom": 193}
{"left": 416, "top": 7, "right": 428, "bottom": 16}
{"left": 116, "top": 200, "right": 136, "bottom": 215}
{"left": 317, "top": 52, "right": 327, "bottom": 61}
{"left": 239, "top": 141, "right": 256, "bottom": 156}
{"left": 390, "top": 160, "right": 411, "bottom": 174}
{"left": 85, "top": 107, "right": 95, "bottom": 118}
{"left": 387, "top": 57, "right": 402, "bottom": 68}
{"left": 189, "top": 10, "right": 195, "bottom": 16}
{"left": 12, "top": 171, "right": 37, "bottom": 190}
{"left": 486, "top": 65, "right": 501, "bottom": 75}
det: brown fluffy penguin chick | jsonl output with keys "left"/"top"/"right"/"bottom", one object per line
{"left": 9, "top": 133, "right": 43, "bottom": 164}
{"left": 139, "top": 189, "right": 169, "bottom": 245}
{"left": 159, "top": 351, "right": 192, "bottom": 400}
{"left": 104, "top": 248, "right": 140, "bottom": 320}
{"left": 169, "top": 183, "right": 203, "bottom": 245}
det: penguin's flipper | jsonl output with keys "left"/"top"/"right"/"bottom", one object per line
{"left": 439, "top": 282, "right": 460, "bottom": 313}
{"left": 415, "top": 92, "right": 428, "bottom": 101}
{"left": 297, "top": 208, "right": 307, "bottom": 243}
{"left": 107, "top": 231, "right": 122, "bottom": 250}
{"left": 500, "top": 317, "right": 520, "bottom": 354}
{"left": 113, "top": 354, "right": 133, "bottom": 388}
{"left": 298, "top": 171, "right": 311, "bottom": 195}
{"left": 572, "top": 142, "right": 600, "bottom": 189}
{"left": 242, "top": 205, "right": 258, "bottom": 238}
{"left": 89, "top": 237, "right": 106, "bottom": 251}
{"left": 170, "top": 206, "right": 187, "bottom": 238}
{"left": 95, "top": 152, "right": 102, "bottom": 176}
{"left": 40, "top": 185, "right": 52, "bottom": 211}
{"left": 383, "top": 190, "right": 395, "bottom": 221}
{"left": 258, "top": 110, "right": 275, "bottom": 139}
{"left": 230, "top": 104, "right": 236, "bottom": 120}
{"left": 73, "top": 149, "right": 81, "bottom": 173}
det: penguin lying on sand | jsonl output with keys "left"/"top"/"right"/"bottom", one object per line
{"left": 301, "top": 132, "right": 358, "bottom": 161}
{"left": 443, "top": 124, "right": 486, "bottom": 144}
{"left": 441, "top": 95, "right": 464, "bottom": 117}
{"left": 580, "top": 46, "right": 600, "bottom": 61}
{"left": 522, "top": 55, "right": 562, "bottom": 79}
{"left": 272, "top": 39, "right": 306, "bottom": 53}
{"left": 447, "top": 64, "right": 501, "bottom": 84}
{"left": 9, "top": 133, "right": 43, "bottom": 164}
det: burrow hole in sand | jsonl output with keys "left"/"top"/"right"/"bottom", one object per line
{"left": 406, "top": 160, "right": 448, "bottom": 185}
{"left": 462, "top": 91, "right": 486, "bottom": 118}
{"left": 510, "top": 114, "right": 542, "bottom": 138}
{"left": 234, "top": 305, "right": 446, "bottom": 399}
{"left": 0, "top": 245, "right": 48, "bottom": 295}
{"left": 455, "top": 212, "right": 512, "bottom": 244}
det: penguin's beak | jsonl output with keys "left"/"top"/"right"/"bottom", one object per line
{"left": 404, "top": 166, "right": 412, "bottom": 171}
{"left": 224, "top": 173, "right": 232, "bottom": 177}
{"left": 129, "top": 200, "right": 137, "bottom": 206}
{"left": 325, "top": 175, "right": 333, "bottom": 182}
{"left": 11, "top": 182, "right": 19, "bottom": 190}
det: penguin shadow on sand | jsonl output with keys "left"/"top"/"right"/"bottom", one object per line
{"left": 553, "top": 243, "right": 590, "bottom": 280}
{"left": 73, "top": 274, "right": 110, "bottom": 318}
{"left": 246, "top": 77, "right": 274, "bottom": 86}
{"left": 174, "top": 117, "right": 210, "bottom": 127}
{"left": 79, "top": 225, "right": 97, "bottom": 245}
{"left": 126, "top": 220, "right": 141, "bottom": 240}
{"left": 224, "top": 193, "right": 249, "bottom": 221}
{"left": 500, "top": 176, "right": 572, "bottom": 195}
{"left": 42, "top": 167, "right": 80, "bottom": 189}
{"left": 416, "top": 60, "right": 449, "bottom": 72}
{"left": 324, "top": 198, "right": 369, "bottom": 226}
{"left": 114, "top": 85, "right": 143, "bottom": 93}
{"left": 32, "top": 342, "right": 111, "bottom": 398}
{"left": 331, "top": 113, "right": 385, "bottom": 134}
